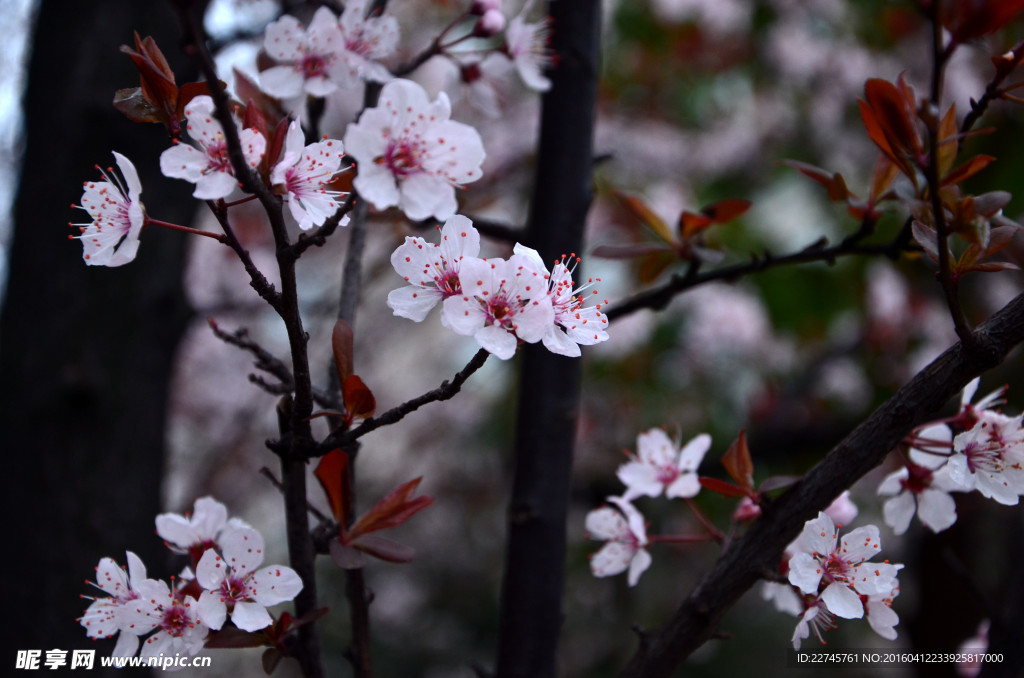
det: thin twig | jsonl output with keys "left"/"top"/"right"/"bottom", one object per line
{"left": 315, "top": 348, "right": 491, "bottom": 456}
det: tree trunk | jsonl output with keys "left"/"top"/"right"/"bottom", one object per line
{"left": 1, "top": 0, "right": 194, "bottom": 667}
{"left": 495, "top": 3, "right": 602, "bottom": 677}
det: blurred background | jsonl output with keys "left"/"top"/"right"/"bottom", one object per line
{"left": 2, "top": 0, "right": 1023, "bottom": 676}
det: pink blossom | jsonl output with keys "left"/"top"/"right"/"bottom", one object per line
{"left": 584, "top": 497, "right": 651, "bottom": 587}
{"left": 121, "top": 580, "right": 207, "bottom": 661}
{"left": 865, "top": 581, "right": 901, "bottom": 641}
{"left": 949, "top": 413, "right": 1024, "bottom": 504}
{"left": 159, "top": 96, "right": 266, "bottom": 200}
{"left": 271, "top": 120, "right": 348, "bottom": 230}
{"left": 387, "top": 214, "right": 480, "bottom": 321}
{"left": 505, "top": 0, "right": 552, "bottom": 92}
{"left": 878, "top": 426, "right": 960, "bottom": 535}
{"left": 333, "top": 0, "right": 399, "bottom": 89}
{"left": 344, "top": 78, "right": 485, "bottom": 220}
{"left": 71, "top": 152, "right": 145, "bottom": 267}
{"left": 787, "top": 512, "right": 902, "bottom": 620}
{"left": 156, "top": 496, "right": 251, "bottom": 564}
{"left": 616, "top": 428, "right": 710, "bottom": 501}
{"left": 512, "top": 245, "right": 609, "bottom": 357}
{"left": 195, "top": 527, "right": 303, "bottom": 632}
{"left": 78, "top": 552, "right": 149, "bottom": 658}
{"left": 261, "top": 7, "right": 346, "bottom": 99}
{"left": 441, "top": 250, "right": 553, "bottom": 359}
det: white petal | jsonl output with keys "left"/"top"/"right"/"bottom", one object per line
{"left": 584, "top": 506, "right": 629, "bottom": 541}
{"left": 220, "top": 527, "right": 266, "bottom": 576}
{"left": 798, "top": 512, "right": 837, "bottom": 556}
{"left": 665, "top": 473, "right": 701, "bottom": 499}
{"left": 250, "top": 565, "right": 304, "bottom": 606}
{"left": 787, "top": 552, "right": 823, "bottom": 594}
{"left": 260, "top": 66, "right": 305, "bottom": 99}
{"left": 589, "top": 541, "right": 633, "bottom": 578}
{"left": 441, "top": 295, "right": 485, "bottom": 337}
{"left": 196, "top": 548, "right": 227, "bottom": 591}
{"left": 677, "top": 433, "right": 711, "bottom": 471}
{"left": 821, "top": 582, "right": 864, "bottom": 619}
{"left": 388, "top": 285, "right": 441, "bottom": 321}
{"left": 112, "top": 631, "right": 139, "bottom": 658}
{"left": 474, "top": 324, "right": 517, "bottom": 359}
{"left": 917, "top": 488, "right": 957, "bottom": 532}
{"left": 626, "top": 548, "right": 652, "bottom": 587}
{"left": 197, "top": 590, "right": 227, "bottom": 631}
{"left": 615, "top": 462, "right": 663, "bottom": 499}
{"left": 230, "top": 601, "right": 274, "bottom": 632}
{"left": 838, "top": 525, "right": 881, "bottom": 564}
{"left": 882, "top": 493, "right": 915, "bottom": 535}
{"left": 867, "top": 600, "right": 899, "bottom": 640}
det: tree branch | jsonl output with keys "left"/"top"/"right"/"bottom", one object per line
{"left": 617, "top": 290, "right": 1024, "bottom": 678}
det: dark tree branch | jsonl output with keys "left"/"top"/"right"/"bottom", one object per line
{"left": 605, "top": 234, "right": 916, "bottom": 322}
{"left": 618, "top": 290, "right": 1024, "bottom": 678}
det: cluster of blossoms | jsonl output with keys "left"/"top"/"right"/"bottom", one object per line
{"left": 583, "top": 429, "right": 712, "bottom": 586}
{"left": 877, "top": 378, "right": 1024, "bottom": 535}
{"left": 78, "top": 497, "right": 302, "bottom": 667}
{"left": 387, "top": 214, "right": 609, "bottom": 359}
{"left": 260, "top": 0, "right": 399, "bottom": 99}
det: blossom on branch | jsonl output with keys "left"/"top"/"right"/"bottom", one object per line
{"left": 616, "top": 428, "right": 710, "bottom": 501}
{"left": 261, "top": 8, "right": 346, "bottom": 99}
{"left": 505, "top": 0, "right": 552, "bottom": 92}
{"left": 159, "top": 95, "right": 266, "bottom": 200}
{"left": 195, "top": 527, "right": 303, "bottom": 632}
{"left": 156, "top": 496, "right": 251, "bottom": 568}
{"left": 788, "top": 512, "right": 902, "bottom": 620}
{"left": 387, "top": 214, "right": 481, "bottom": 321}
{"left": 441, "top": 249, "right": 553, "bottom": 359}
{"left": 271, "top": 120, "right": 348, "bottom": 230}
{"left": 344, "top": 78, "right": 485, "bottom": 220}
{"left": 78, "top": 552, "right": 150, "bottom": 658}
{"left": 584, "top": 497, "right": 651, "bottom": 587}
{"left": 334, "top": 0, "right": 399, "bottom": 89}
{"left": 71, "top": 152, "right": 145, "bottom": 267}
{"left": 512, "top": 245, "right": 609, "bottom": 357}
{"left": 120, "top": 580, "right": 207, "bottom": 661}
{"left": 948, "top": 412, "right": 1024, "bottom": 504}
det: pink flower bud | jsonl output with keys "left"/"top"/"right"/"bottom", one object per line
{"left": 471, "top": 0, "right": 502, "bottom": 16}
{"left": 475, "top": 8, "right": 506, "bottom": 37}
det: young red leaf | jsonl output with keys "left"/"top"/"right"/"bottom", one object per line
{"left": 639, "top": 250, "right": 676, "bottom": 282}
{"left": 941, "top": 155, "right": 995, "bottom": 187}
{"left": 937, "top": 104, "right": 958, "bottom": 178}
{"left": 864, "top": 78, "right": 921, "bottom": 159}
{"left": 342, "top": 374, "right": 376, "bottom": 419}
{"left": 351, "top": 534, "right": 416, "bottom": 563}
{"left": 702, "top": 198, "right": 751, "bottom": 224}
{"left": 313, "top": 449, "right": 350, "bottom": 524}
{"left": 698, "top": 476, "right": 748, "bottom": 498}
{"left": 678, "top": 211, "right": 713, "bottom": 239}
{"left": 346, "top": 477, "right": 434, "bottom": 540}
{"left": 332, "top": 319, "right": 354, "bottom": 385}
{"left": 721, "top": 430, "right": 754, "bottom": 492}
{"left": 614, "top": 190, "right": 676, "bottom": 245}
{"left": 112, "top": 87, "right": 163, "bottom": 124}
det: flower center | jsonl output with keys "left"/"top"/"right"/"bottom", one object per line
{"left": 160, "top": 603, "right": 191, "bottom": 637}
{"left": 220, "top": 577, "right": 249, "bottom": 603}
{"left": 301, "top": 54, "right": 328, "bottom": 79}
{"left": 205, "top": 141, "right": 233, "bottom": 175}
{"left": 382, "top": 139, "right": 424, "bottom": 177}
{"left": 823, "top": 552, "right": 851, "bottom": 583}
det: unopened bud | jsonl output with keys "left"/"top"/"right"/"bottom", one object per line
{"left": 470, "top": 0, "right": 502, "bottom": 16}
{"left": 475, "top": 8, "right": 506, "bottom": 37}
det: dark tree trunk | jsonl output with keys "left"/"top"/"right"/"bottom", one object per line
{"left": 495, "top": 3, "right": 602, "bottom": 677}
{"left": 1, "top": 0, "right": 194, "bottom": 667}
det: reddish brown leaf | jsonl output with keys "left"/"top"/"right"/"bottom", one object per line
{"left": 678, "top": 211, "right": 713, "bottom": 239}
{"left": 869, "top": 154, "right": 899, "bottom": 201}
{"left": 614, "top": 190, "right": 676, "bottom": 245}
{"left": 112, "top": 87, "right": 163, "bottom": 124}
{"left": 721, "top": 430, "right": 754, "bottom": 492}
{"left": 262, "top": 648, "right": 283, "bottom": 675}
{"left": 698, "top": 476, "right": 748, "bottom": 498}
{"left": 313, "top": 449, "right": 350, "bottom": 524}
{"left": 864, "top": 78, "right": 920, "bottom": 158}
{"left": 941, "top": 155, "right": 995, "bottom": 187}
{"left": 783, "top": 159, "right": 836, "bottom": 189}
{"left": 342, "top": 374, "right": 376, "bottom": 419}
{"left": 702, "top": 198, "right": 751, "bottom": 223}
{"left": 937, "top": 104, "right": 958, "bottom": 178}
{"left": 943, "top": 0, "right": 1024, "bottom": 43}
{"left": 639, "top": 250, "right": 676, "bottom": 282}
{"left": 347, "top": 477, "right": 434, "bottom": 540}
{"left": 332, "top": 319, "right": 354, "bottom": 384}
